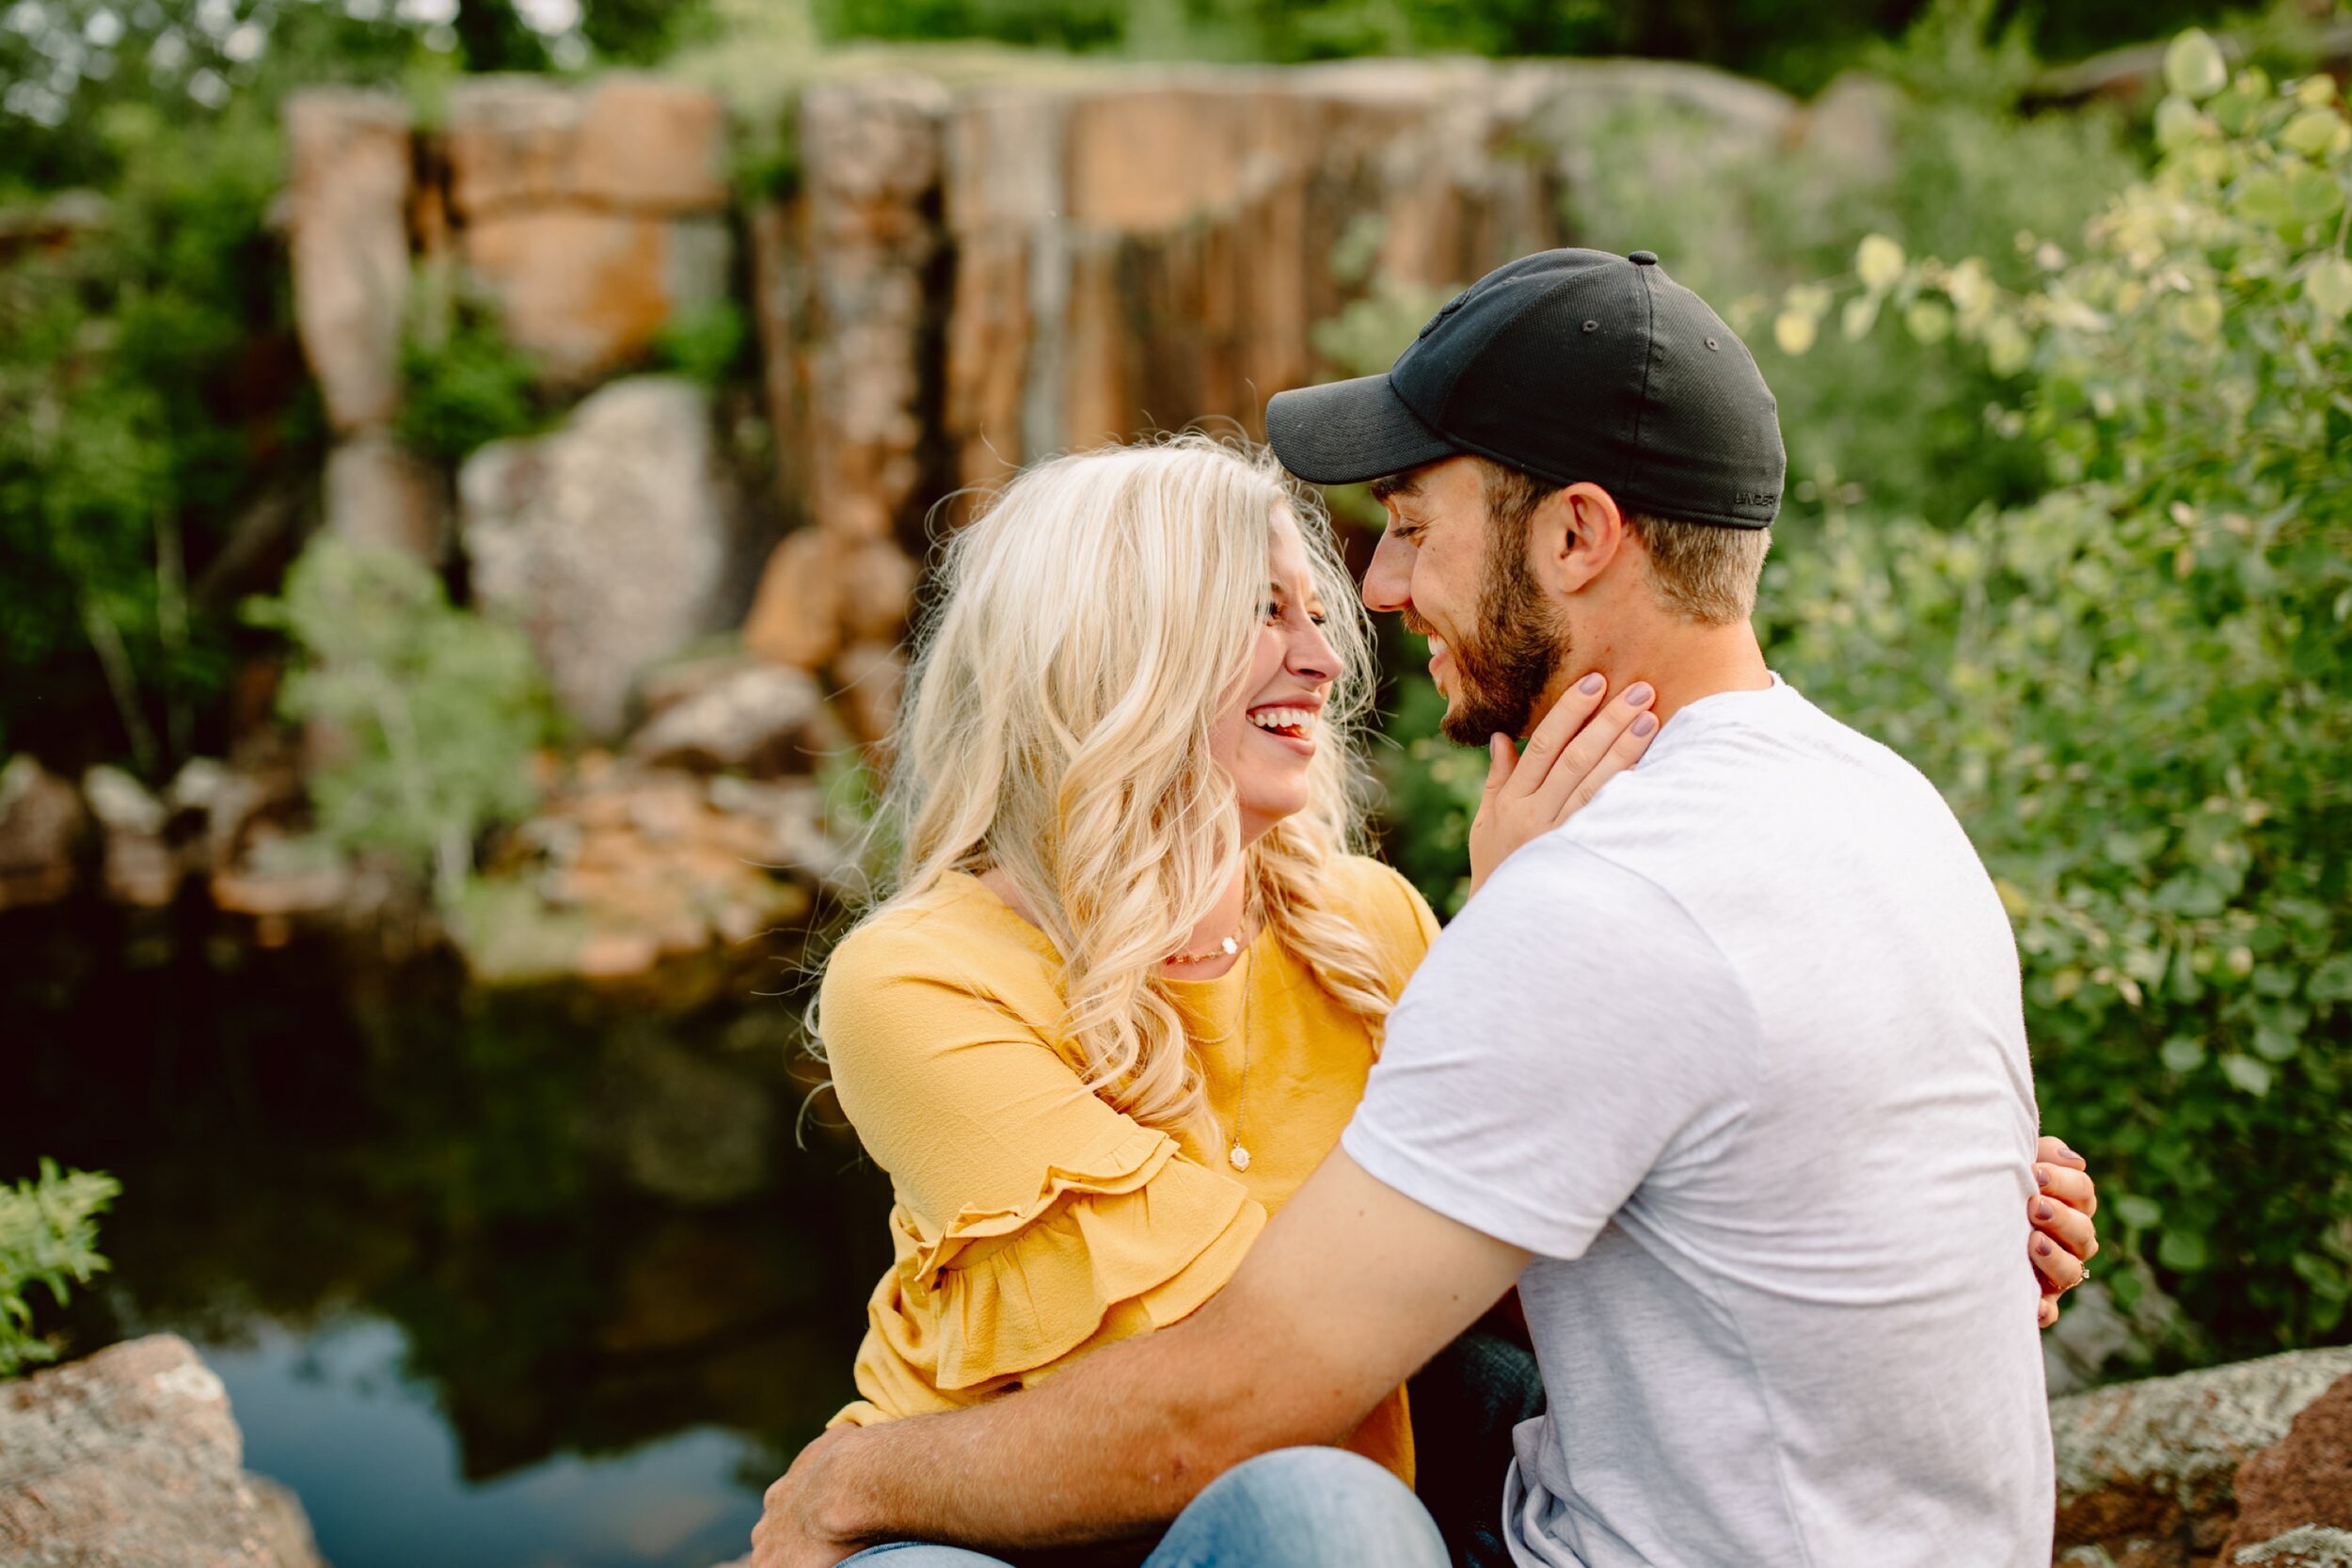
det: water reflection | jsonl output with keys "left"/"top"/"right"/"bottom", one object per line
{"left": 0, "top": 906, "right": 896, "bottom": 1567}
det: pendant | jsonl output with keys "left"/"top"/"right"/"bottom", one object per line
{"left": 1228, "top": 1144, "right": 1251, "bottom": 1172}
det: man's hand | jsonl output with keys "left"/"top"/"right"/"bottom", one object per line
{"left": 1470, "top": 672, "right": 1658, "bottom": 897}
{"left": 753, "top": 1426, "right": 866, "bottom": 1568}
{"left": 2030, "top": 1134, "right": 2098, "bottom": 1328}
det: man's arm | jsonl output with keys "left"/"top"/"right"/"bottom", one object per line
{"left": 753, "top": 1150, "right": 1530, "bottom": 1568}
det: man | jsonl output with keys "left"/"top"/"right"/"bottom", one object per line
{"left": 755, "top": 249, "right": 2089, "bottom": 1568}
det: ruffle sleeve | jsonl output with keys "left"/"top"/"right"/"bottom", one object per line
{"left": 862, "top": 1122, "right": 1267, "bottom": 1397}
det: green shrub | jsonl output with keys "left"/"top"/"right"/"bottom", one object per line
{"left": 0, "top": 1161, "right": 118, "bottom": 1379}
{"left": 652, "top": 302, "right": 753, "bottom": 388}
{"left": 246, "top": 537, "right": 556, "bottom": 904}
{"left": 395, "top": 299, "right": 549, "bottom": 469}
{"left": 1764, "top": 30, "right": 2352, "bottom": 1358}
{"left": 0, "top": 104, "right": 321, "bottom": 771}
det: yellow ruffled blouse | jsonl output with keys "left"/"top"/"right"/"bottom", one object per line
{"left": 820, "top": 855, "right": 1441, "bottom": 1484}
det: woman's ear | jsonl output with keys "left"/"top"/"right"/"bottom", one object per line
{"left": 1537, "top": 482, "right": 1629, "bottom": 596}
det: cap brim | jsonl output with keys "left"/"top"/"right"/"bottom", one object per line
{"left": 1264, "top": 373, "right": 1462, "bottom": 486}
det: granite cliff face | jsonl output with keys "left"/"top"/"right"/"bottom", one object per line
{"left": 281, "top": 58, "right": 1811, "bottom": 749}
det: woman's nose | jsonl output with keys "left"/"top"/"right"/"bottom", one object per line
{"left": 1288, "top": 619, "right": 1339, "bottom": 683}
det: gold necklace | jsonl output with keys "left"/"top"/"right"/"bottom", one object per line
{"left": 1164, "top": 931, "right": 1242, "bottom": 965}
{"left": 1226, "top": 944, "right": 1254, "bottom": 1173}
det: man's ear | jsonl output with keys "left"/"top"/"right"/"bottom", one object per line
{"left": 1533, "top": 482, "right": 1628, "bottom": 597}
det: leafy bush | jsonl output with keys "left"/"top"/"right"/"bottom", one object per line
{"left": 395, "top": 299, "right": 549, "bottom": 469}
{"left": 0, "top": 1160, "right": 118, "bottom": 1378}
{"left": 246, "top": 538, "right": 556, "bottom": 903}
{"left": 0, "top": 104, "right": 322, "bottom": 772}
{"left": 1757, "top": 31, "right": 2352, "bottom": 1359}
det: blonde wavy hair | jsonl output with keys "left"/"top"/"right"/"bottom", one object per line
{"left": 824, "top": 434, "right": 1397, "bottom": 1143}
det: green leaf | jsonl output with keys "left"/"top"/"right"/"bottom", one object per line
{"left": 2158, "top": 1227, "right": 2210, "bottom": 1272}
{"left": 2154, "top": 95, "right": 2205, "bottom": 151}
{"left": 2160, "top": 1036, "right": 2207, "bottom": 1072}
{"left": 1903, "top": 299, "right": 1953, "bottom": 343}
{"left": 2310, "top": 953, "right": 2352, "bottom": 1003}
{"left": 2280, "top": 109, "right": 2344, "bottom": 159}
{"left": 2220, "top": 1053, "right": 2274, "bottom": 1096}
{"left": 2164, "top": 29, "right": 2229, "bottom": 102}
{"left": 2307, "top": 257, "right": 2352, "bottom": 321}
{"left": 2114, "top": 1194, "right": 2164, "bottom": 1229}
{"left": 2252, "top": 1024, "right": 2302, "bottom": 1063}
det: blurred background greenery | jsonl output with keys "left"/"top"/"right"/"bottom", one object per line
{"left": 4, "top": 0, "right": 2349, "bottom": 1561}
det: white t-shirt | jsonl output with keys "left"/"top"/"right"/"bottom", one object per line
{"left": 1343, "top": 678, "right": 2053, "bottom": 1568}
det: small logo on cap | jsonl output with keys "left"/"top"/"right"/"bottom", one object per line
{"left": 1418, "top": 291, "right": 1470, "bottom": 341}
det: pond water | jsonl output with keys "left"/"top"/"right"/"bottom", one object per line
{"left": 2, "top": 906, "right": 897, "bottom": 1568}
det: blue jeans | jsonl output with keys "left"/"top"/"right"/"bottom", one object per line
{"left": 840, "top": 1445, "right": 1449, "bottom": 1568}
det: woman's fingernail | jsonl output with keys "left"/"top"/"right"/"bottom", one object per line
{"left": 1623, "top": 682, "right": 1654, "bottom": 707}
{"left": 2033, "top": 1200, "right": 2054, "bottom": 1222}
{"left": 2035, "top": 1164, "right": 2052, "bottom": 1187}
{"left": 2034, "top": 1237, "right": 2054, "bottom": 1257}
{"left": 1579, "top": 672, "right": 1605, "bottom": 695}
{"left": 1631, "top": 713, "right": 1658, "bottom": 737}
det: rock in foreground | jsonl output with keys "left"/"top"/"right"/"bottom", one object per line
{"left": 0, "top": 1334, "right": 326, "bottom": 1568}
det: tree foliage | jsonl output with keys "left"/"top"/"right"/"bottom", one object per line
{"left": 1762, "top": 31, "right": 2352, "bottom": 1357}
{"left": 0, "top": 103, "right": 317, "bottom": 773}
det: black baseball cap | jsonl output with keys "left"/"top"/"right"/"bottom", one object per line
{"left": 1265, "top": 248, "right": 1784, "bottom": 529}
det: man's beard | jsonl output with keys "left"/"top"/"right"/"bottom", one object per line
{"left": 1422, "top": 539, "right": 1565, "bottom": 747}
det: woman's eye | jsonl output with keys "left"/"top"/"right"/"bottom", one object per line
{"left": 1309, "top": 611, "right": 1327, "bottom": 626}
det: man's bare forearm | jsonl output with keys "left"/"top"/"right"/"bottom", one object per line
{"left": 808, "top": 1309, "right": 1357, "bottom": 1554}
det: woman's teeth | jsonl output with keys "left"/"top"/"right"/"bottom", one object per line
{"left": 1248, "top": 708, "right": 1316, "bottom": 737}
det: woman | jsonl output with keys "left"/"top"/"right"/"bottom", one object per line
{"left": 813, "top": 436, "right": 2094, "bottom": 1561}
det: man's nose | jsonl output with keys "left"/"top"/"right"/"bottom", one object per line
{"left": 1361, "top": 533, "right": 1411, "bottom": 614}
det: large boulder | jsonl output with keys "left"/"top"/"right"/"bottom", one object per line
{"left": 2053, "top": 1346, "right": 2352, "bottom": 1567}
{"left": 283, "top": 89, "right": 413, "bottom": 435}
{"left": 460, "top": 376, "right": 739, "bottom": 737}
{"left": 0, "top": 1333, "right": 326, "bottom": 1568}
{"left": 2220, "top": 1373, "right": 2352, "bottom": 1568}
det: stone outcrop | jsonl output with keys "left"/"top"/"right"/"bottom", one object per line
{"left": 284, "top": 88, "right": 431, "bottom": 565}
{"left": 277, "top": 55, "right": 1821, "bottom": 752}
{"left": 2053, "top": 1346, "right": 2352, "bottom": 1567}
{"left": 626, "top": 660, "right": 844, "bottom": 778}
{"left": 322, "top": 431, "right": 447, "bottom": 562}
{"left": 0, "top": 1334, "right": 326, "bottom": 1568}
{"left": 284, "top": 88, "right": 413, "bottom": 436}
{"left": 460, "top": 376, "right": 740, "bottom": 736}
{"left": 0, "top": 756, "right": 87, "bottom": 911}
{"left": 454, "top": 753, "right": 842, "bottom": 988}
{"left": 446, "top": 74, "right": 734, "bottom": 384}
{"left": 82, "top": 765, "right": 176, "bottom": 908}
{"left": 2219, "top": 1374, "right": 2352, "bottom": 1568}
